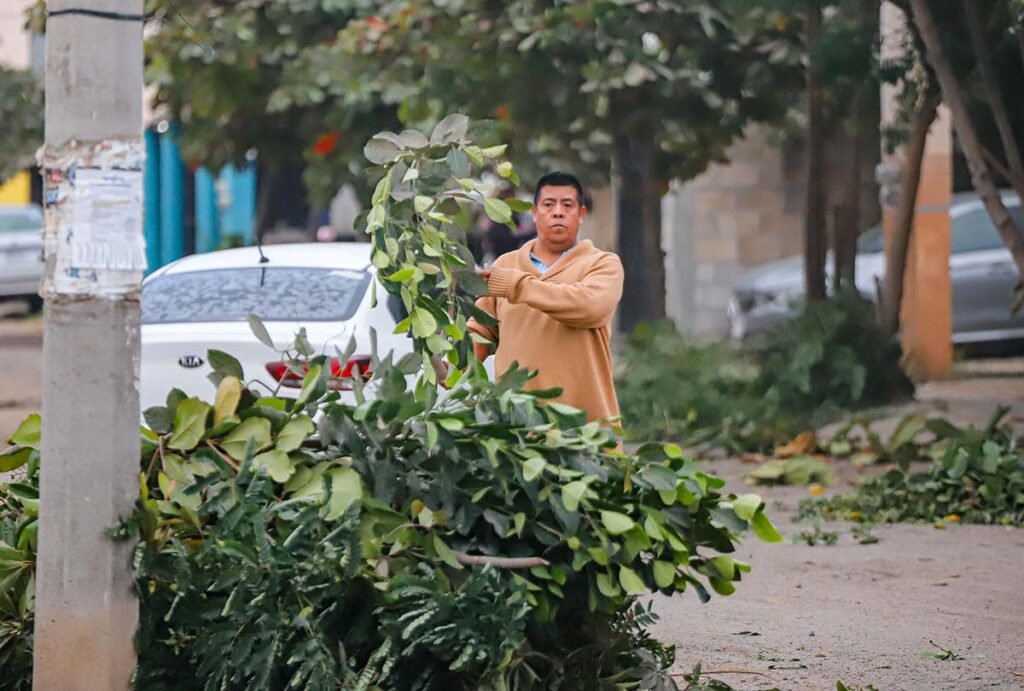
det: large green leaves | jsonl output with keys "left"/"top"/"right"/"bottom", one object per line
{"left": 168, "top": 399, "right": 211, "bottom": 451}
{"left": 220, "top": 418, "right": 272, "bottom": 460}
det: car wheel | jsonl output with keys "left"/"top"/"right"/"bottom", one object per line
{"left": 26, "top": 295, "right": 43, "bottom": 313}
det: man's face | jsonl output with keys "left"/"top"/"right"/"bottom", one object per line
{"left": 531, "top": 185, "right": 587, "bottom": 252}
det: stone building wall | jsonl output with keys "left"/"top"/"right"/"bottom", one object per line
{"left": 664, "top": 128, "right": 806, "bottom": 336}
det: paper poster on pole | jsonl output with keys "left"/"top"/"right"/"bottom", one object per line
{"left": 69, "top": 168, "right": 147, "bottom": 271}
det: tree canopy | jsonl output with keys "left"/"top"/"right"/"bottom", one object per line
{"left": 0, "top": 66, "right": 42, "bottom": 184}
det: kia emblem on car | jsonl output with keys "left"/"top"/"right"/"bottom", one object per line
{"left": 178, "top": 354, "right": 205, "bottom": 369}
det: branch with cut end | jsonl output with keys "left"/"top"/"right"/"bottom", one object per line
{"left": 453, "top": 551, "right": 548, "bottom": 569}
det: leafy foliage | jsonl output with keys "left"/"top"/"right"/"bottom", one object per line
{"left": 0, "top": 415, "right": 39, "bottom": 691}
{"left": 617, "top": 296, "right": 913, "bottom": 452}
{"left": 142, "top": 0, "right": 399, "bottom": 201}
{"left": 0, "top": 66, "right": 43, "bottom": 183}
{"left": 1, "top": 123, "right": 780, "bottom": 690}
{"left": 799, "top": 412, "right": 1024, "bottom": 527}
{"left": 356, "top": 114, "right": 520, "bottom": 380}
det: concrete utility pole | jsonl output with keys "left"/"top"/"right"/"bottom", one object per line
{"left": 34, "top": 1, "right": 144, "bottom": 688}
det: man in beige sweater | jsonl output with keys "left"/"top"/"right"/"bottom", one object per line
{"left": 468, "top": 172, "right": 624, "bottom": 423}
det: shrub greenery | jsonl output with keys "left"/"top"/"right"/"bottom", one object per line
{"left": 616, "top": 293, "right": 914, "bottom": 451}
{"left": 0, "top": 118, "right": 781, "bottom": 690}
{"left": 799, "top": 411, "right": 1024, "bottom": 527}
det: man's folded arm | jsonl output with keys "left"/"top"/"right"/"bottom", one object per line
{"left": 486, "top": 255, "right": 623, "bottom": 329}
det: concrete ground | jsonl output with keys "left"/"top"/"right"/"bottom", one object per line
{"left": 652, "top": 460, "right": 1024, "bottom": 691}
{"left": 3, "top": 309, "right": 1024, "bottom": 689}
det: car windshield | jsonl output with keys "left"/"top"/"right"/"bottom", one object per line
{"left": 855, "top": 205, "right": 1024, "bottom": 255}
{"left": 951, "top": 206, "right": 1024, "bottom": 253}
{"left": 142, "top": 266, "right": 371, "bottom": 325}
{"left": 0, "top": 209, "right": 43, "bottom": 233}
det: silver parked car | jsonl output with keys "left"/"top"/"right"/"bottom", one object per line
{"left": 728, "top": 193, "right": 1024, "bottom": 344}
{"left": 0, "top": 204, "right": 43, "bottom": 311}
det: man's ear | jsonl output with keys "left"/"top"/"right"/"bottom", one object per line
{"left": 579, "top": 205, "right": 588, "bottom": 222}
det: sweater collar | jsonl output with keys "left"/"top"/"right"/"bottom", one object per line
{"left": 518, "top": 239, "right": 596, "bottom": 279}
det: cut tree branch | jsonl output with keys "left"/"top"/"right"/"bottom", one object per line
{"left": 453, "top": 551, "right": 549, "bottom": 569}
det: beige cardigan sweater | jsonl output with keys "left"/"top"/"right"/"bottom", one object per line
{"left": 468, "top": 239, "right": 624, "bottom": 422}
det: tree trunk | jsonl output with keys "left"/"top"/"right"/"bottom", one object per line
{"left": 255, "top": 161, "right": 278, "bottom": 248}
{"left": 834, "top": 0, "right": 881, "bottom": 294}
{"left": 908, "top": 0, "right": 1024, "bottom": 276}
{"left": 612, "top": 132, "right": 666, "bottom": 333}
{"left": 963, "top": 0, "right": 1024, "bottom": 206}
{"left": 804, "top": 1, "right": 828, "bottom": 302}
{"left": 834, "top": 104, "right": 862, "bottom": 293}
{"left": 879, "top": 95, "right": 939, "bottom": 336}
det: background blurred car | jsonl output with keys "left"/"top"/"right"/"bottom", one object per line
{"left": 0, "top": 204, "right": 43, "bottom": 312}
{"left": 140, "top": 243, "right": 418, "bottom": 412}
{"left": 728, "top": 192, "right": 1024, "bottom": 345}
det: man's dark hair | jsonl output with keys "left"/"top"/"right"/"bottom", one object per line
{"left": 533, "top": 171, "right": 585, "bottom": 206}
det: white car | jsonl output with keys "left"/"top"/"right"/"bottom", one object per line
{"left": 140, "top": 243, "right": 418, "bottom": 412}
{"left": 0, "top": 204, "right": 44, "bottom": 311}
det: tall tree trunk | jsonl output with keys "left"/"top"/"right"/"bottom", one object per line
{"left": 908, "top": 0, "right": 1024, "bottom": 276}
{"left": 804, "top": 1, "right": 828, "bottom": 302}
{"left": 613, "top": 131, "right": 666, "bottom": 333}
{"left": 834, "top": 0, "right": 881, "bottom": 293}
{"left": 834, "top": 99, "right": 863, "bottom": 293}
{"left": 963, "top": 0, "right": 1024, "bottom": 206}
{"left": 255, "top": 161, "right": 278, "bottom": 248}
{"left": 880, "top": 95, "right": 940, "bottom": 336}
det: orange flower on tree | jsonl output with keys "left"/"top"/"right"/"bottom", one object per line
{"left": 311, "top": 132, "right": 340, "bottom": 157}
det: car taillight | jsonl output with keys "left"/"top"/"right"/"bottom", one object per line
{"left": 265, "top": 356, "right": 372, "bottom": 390}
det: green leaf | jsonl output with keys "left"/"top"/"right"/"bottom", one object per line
{"left": 221, "top": 417, "right": 272, "bottom": 460}
{"left": 618, "top": 566, "right": 646, "bottom": 595}
{"left": 207, "top": 349, "right": 244, "bottom": 379}
{"left": 143, "top": 406, "right": 173, "bottom": 434}
{"left": 522, "top": 457, "right": 546, "bottom": 482}
{"left": 0, "top": 446, "right": 33, "bottom": 473}
{"left": 432, "top": 534, "right": 464, "bottom": 569}
{"left": 506, "top": 198, "right": 533, "bottom": 213}
{"left": 483, "top": 197, "right": 512, "bottom": 224}
{"left": 732, "top": 494, "right": 764, "bottom": 521}
{"left": 276, "top": 416, "right": 315, "bottom": 452}
{"left": 430, "top": 113, "right": 469, "bottom": 146}
{"left": 168, "top": 399, "right": 210, "bottom": 451}
{"left": 324, "top": 467, "right": 363, "bottom": 520}
{"left": 411, "top": 308, "right": 437, "bottom": 338}
{"left": 561, "top": 480, "right": 587, "bottom": 512}
{"left": 364, "top": 135, "right": 402, "bottom": 164}
{"left": 252, "top": 449, "right": 295, "bottom": 483}
{"left": 247, "top": 314, "right": 275, "bottom": 349}
{"left": 414, "top": 195, "right": 433, "bottom": 214}
{"left": 7, "top": 413, "right": 40, "bottom": 449}
{"left": 600, "top": 510, "right": 635, "bottom": 535}
{"left": 464, "top": 145, "right": 484, "bottom": 166}
{"left": 387, "top": 267, "right": 416, "bottom": 282}
{"left": 751, "top": 512, "right": 783, "bottom": 543}
{"left": 711, "top": 556, "right": 736, "bottom": 580}
{"left": 480, "top": 144, "right": 507, "bottom": 158}
{"left": 595, "top": 572, "right": 620, "bottom": 598}
{"left": 653, "top": 561, "right": 676, "bottom": 589}
{"left": 213, "top": 376, "right": 242, "bottom": 425}
{"left": 296, "top": 365, "right": 323, "bottom": 406}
